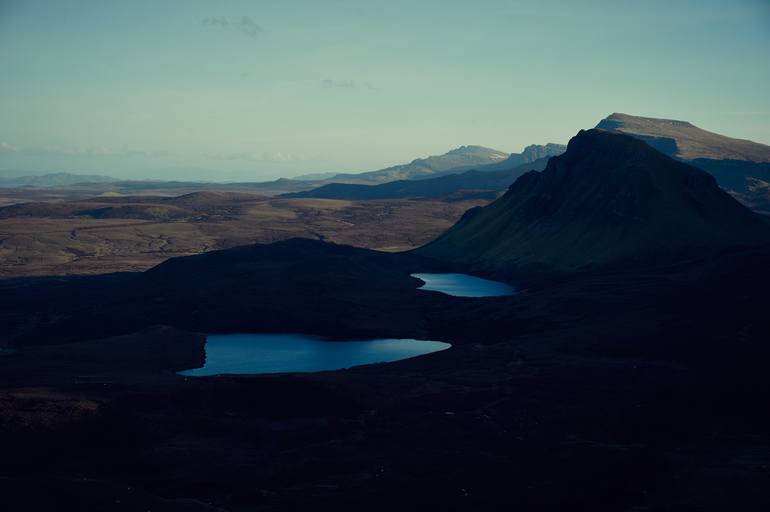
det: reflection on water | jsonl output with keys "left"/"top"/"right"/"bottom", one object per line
{"left": 412, "top": 273, "right": 515, "bottom": 297}
{"left": 179, "top": 333, "right": 451, "bottom": 376}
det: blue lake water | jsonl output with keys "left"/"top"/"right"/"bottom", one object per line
{"left": 412, "top": 273, "right": 516, "bottom": 297}
{"left": 179, "top": 333, "right": 451, "bottom": 376}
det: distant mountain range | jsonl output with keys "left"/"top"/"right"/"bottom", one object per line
{"left": 285, "top": 157, "right": 551, "bottom": 201}
{"left": 419, "top": 129, "right": 770, "bottom": 273}
{"left": 312, "top": 145, "right": 511, "bottom": 184}
{"left": 472, "top": 143, "right": 566, "bottom": 173}
{"left": 1, "top": 145, "right": 562, "bottom": 194}
{"left": 596, "top": 113, "right": 770, "bottom": 212}
{"left": 284, "top": 144, "right": 565, "bottom": 200}
{"left": 291, "top": 143, "right": 565, "bottom": 187}
{"left": 284, "top": 117, "right": 770, "bottom": 209}
{"left": 291, "top": 171, "right": 339, "bottom": 181}
{"left": 9, "top": 116, "right": 770, "bottom": 215}
{"left": 0, "top": 172, "right": 117, "bottom": 188}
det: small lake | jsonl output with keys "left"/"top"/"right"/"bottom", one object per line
{"left": 179, "top": 333, "right": 451, "bottom": 376}
{"left": 412, "top": 273, "right": 516, "bottom": 297}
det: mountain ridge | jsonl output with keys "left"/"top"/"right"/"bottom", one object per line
{"left": 596, "top": 112, "right": 770, "bottom": 162}
{"left": 283, "top": 157, "right": 551, "bottom": 200}
{"left": 314, "top": 145, "right": 510, "bottom": 184}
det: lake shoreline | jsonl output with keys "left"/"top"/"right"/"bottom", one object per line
{"left": 179, "top": 333, "right": 451, "bottom": 376}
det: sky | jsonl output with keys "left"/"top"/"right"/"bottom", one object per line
{"left": 1, "top": 0, "right": 769, "bottom": 181}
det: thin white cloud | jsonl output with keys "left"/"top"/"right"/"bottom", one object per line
{"left": 201, "top": 15, "right": 262, "bottom": 39}
{"left": 201, "top": 17, "right": 229, "bottom": 28}
{"left": 322, "top": 79, "right": 377, "bottom": 90}
{"left": 237, "top": 16, "right": 260, "bottom": 38}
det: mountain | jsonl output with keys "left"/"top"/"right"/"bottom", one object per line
{"left": 418, "top": 143, "right": 566, "bottom": 179}
{"left": 326, "top": 145, "right": 509, "bottom": 184}
{"left": 292, "top": 171, "right": 339, "bottom": 181}
{"left": 284, "top": 157, "right": 550, "bottom": 201}
{"left": 0, "top": 172, "right": 117, "bottom": 187}
{"left": 294, "top": 144, "right": 563, "bottom": 187}
{"left": 491, "top": 142, "right": 567, "bottom": 170}
{"left": 596, "top": 114, "right": 770, "bottom": 211}
{"left": 418, "top": 129, "right": 770, "bottom": 272}
{"left": 596, "top": 113, "right": 770, "bottom": 162}
{"left": 285, "top": 144, "right": 565, "bottom": 201}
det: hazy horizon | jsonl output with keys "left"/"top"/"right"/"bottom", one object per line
{"left": 1, "top": 0, "right": 769, "bottom": 181}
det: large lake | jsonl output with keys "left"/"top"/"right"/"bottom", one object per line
{"left": 412, "top": 273, "right": 516, "bottom": 297}
{"left": 179, "top": 334, "right": 451, "bottom": 376}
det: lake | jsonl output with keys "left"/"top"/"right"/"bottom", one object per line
{"left": 412, "top": 273, "right": 516, "bottom": 297}
{"left": 179, "top": 333, "right": 451, "bottom": 376}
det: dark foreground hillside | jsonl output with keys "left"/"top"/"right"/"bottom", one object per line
{"left": 1, "top": 237, "right": 770, "bottom": 511}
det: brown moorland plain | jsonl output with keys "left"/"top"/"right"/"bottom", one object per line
{"left": 0, "top": 191, "right": 488, "bottom": 277}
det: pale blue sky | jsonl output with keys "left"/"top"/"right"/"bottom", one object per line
{"left": 1, "top": 0, "right": 769, "bottom": 180}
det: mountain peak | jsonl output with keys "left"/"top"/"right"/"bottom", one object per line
{"left": 603, "top": 112, "right": 695, "bottom": 129}
{"left": 445, "top": 145, "right": 508, "bottom": 158}
{"left": 566, "top": 128, "right": 674, "bottom": 162}
{"left": 484, "top": 143, "right": 567, "bottom": 171}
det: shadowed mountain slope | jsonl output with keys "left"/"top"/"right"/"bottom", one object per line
{"left": 418, "top": 129, "right": 770, "bottom": 272}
